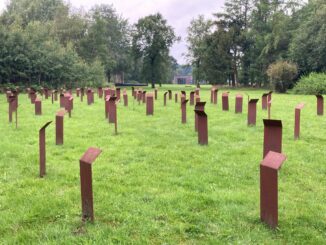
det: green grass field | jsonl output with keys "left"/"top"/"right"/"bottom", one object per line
{"left": 0, "top": 85, "right": 325, "bottom": 244}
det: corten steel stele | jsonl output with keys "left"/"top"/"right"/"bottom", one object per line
{"left": 39, "top": 121, "right": 52, "bottom": 178}
{"left": 67, "top": 97, "right": 73, "bottom": 118}
{"left": 181, "top": 91, "right": 186, "bottom": 98}
{"left": 262, "top": 93, "right": 269, "bottom": 110}
{"left": 108, "top": 96, "right": 117, "bottom": 124}
{"left": 105, "top": 95, "right": 110, "bottom": 118}
{"left": 56, "top": 110, "right": 65, "bottom": 145}
{"left": 222, "top": 92, "right": 229, "bottom": 111}
{"left": 175, "top": 93, "right": 178, "bottom": 103}
{"left": 146, "top": 93, "right": 154, "bottom": 115}
{"left": 213, "top": 88, "right": 218, "bottom": 104}
{"left": 268, "top": 91, "right": 273, "bottom": 102}
{"left": 35, "top": 98, "right": 42, "bottom": 115}
{"left": 155, "top": 88, "right": 158, "bottom": 100}
{"left": 248, "top": 99, "right": 259, "bottom": 126}
{"left": 181, "top": 99, "right": 188, "bottom": 124}
{"left": 8, "top": 96, "right": 17, "bottom": 123}
{"left": 194, "top": 110, "right": 208, "bottom": 145}
{"left": 116, "top": 88, "right": 121, "bottom": 101}
{"left": 294, "top": 103, "right": 305, "bottom": 140}
{"left": 98, "top": 87, "right": 103, "bottom": 98}
{"left": 164, "top": 92, "right": 168, "bottom": 106}
{"left": 142, "top": 91, "right": 146, "bottom": 103}
{"left": 260, "top": 151, "right": 286, "bottom": 229}
{"left": 76, "top": 88, "right": 80, "bottom": 97}
{"left": 195, "top": 88, "right": 200, "bottom": 96}
{"left": 180, "top": 94, "right": 186, "bottom": 104}
{"left": 235, "top": 94, "right": 243, "bottom": 113}
{"left": 80, "top": 147, "right": 102, "bottom": 222}
{"left": 123, "top": 93, "right": 128, "bottom": 106}
{"left": 195, "top": 102, "right": 206, "bottom": 132}
{"left": 190, "top": 91, "right": 195, "bottom": 106}
{"left": 263, "top": 119, "right": 282, "bottom": 158}
{"left": 168, "top": 90, "right": 172, "bottom": 100}
{"left": 267, "top": 100, "right": 272, "bottom": 119}
{"left": 30, "top": 91, "right": 37, "bottom": 104}
{"left": 60, "top": 94, "right": 65, "bottom": 108}
{"left": 131, "top": 87, "right": 135, "bottom": 97}
{"left": 316, "top": 94, "right": 324, "bottom": 116}
{"left": 87, "top": 90, "right": 93, "bottom": 105}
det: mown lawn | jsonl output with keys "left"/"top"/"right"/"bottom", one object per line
{"left": 0, "top": 85, "right": 325, "bottom": 244}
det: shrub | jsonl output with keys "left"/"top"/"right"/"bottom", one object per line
{"left": 267, "top": 60, "right": 298, "bottom": 93}
{"left": 293, "top": 73, "right": 326, "bottom": 95}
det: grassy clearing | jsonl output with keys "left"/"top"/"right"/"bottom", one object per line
{"left": 0, "top": 85, "right": 325, "bottom": 244}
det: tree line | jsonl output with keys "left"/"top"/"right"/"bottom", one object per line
{"left": 186, "top": 0, "right": 326, "bottom": 91}
{"left": 0, "top": 0, "right": 178, "bottom": 89}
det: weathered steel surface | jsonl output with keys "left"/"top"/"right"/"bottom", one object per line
{"left": 260, "top": 151, "right": 286, "bottom": 229}
{"left": 39, "top": 121, "right": 52, "bottom": 177}
{"left": 190, "top": 91, "right": 195, "bottom": 106}
{"left": 235, "top": 94, "right": 243, "bottom": 113}
{"left": 35, "top": 98, "right": 42, "bottom": 115}
{"left": 181, "top": 99, "right": 188, "bottom": 123}
{"left": 108, "top": 96, "right": 117, "bottom": 124}
{"left": 146, "top": 93, "right": 154, "bottom": 115}
{"left": 168, "top": 90, "right": 172, "bottom": 100}
{"left": 80, "top": 147, "right": 102, "bottom": 222}
{"left": 262, "top": 93, "right": 268, "bottom": 110}
{"left": 56, "top": 110, "right": 65, "bottom": 145}
{"left": 194, "top": 102, "right": 206, "bottom": 132}
{"left": 222, "top": 92, "right": 229, "bottom": 111}
{"left": 116, "top": 88, "right": 121, "bottom": 101}
{"left": 263, "top": 119, "right": 282, "bottom": 158}
{"left": 98, "top": 87, "right": 103, "bottom": 98}
{"left": 194, "top": 110, "right": 208, "bottom": 145}
{"left": 164, "top": 92, "right": 168, "bottom": 106}
{"left": 155, "top": 88, "right": 158, "bottom": 100}
{"left": 248, "top": 99, "right": 259, "bottom": 126}
{"left": 316, "top": 95, "right": 324, "bottom": 116}
{"left": 294, "top": 103, "right": 305, "bottom": 139}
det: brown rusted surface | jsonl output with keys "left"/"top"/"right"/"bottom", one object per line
{"left": 8, "top": 95, "right": 17, "bottom": 123}
{"left": 195, "top": 102, "right": 206, "bottom": 132}
{"left": 132, "top": 87, "right": 135, "bottom": 98}
{"left": 268, "top": 100, "right": 272, "bottom": 119}
{"left": 263, "top": 119, "right": 282, "bottom": 158}
{"left": 213, "top": 88, "right": 218, "bottom": 104}
{"left": 181, "top": 91, "right": 186, "bottom": 98}
{"left": 155, "top": 88, "right": 158, "bottom": 100}
{"left": 123, "top": 92, "right": 128, "bottom": 106}
{"left": 108, "top": 96, "right": 117, "bottom": 123}
{"left": 146, "top": 93, "right": 154, "bottom": 115}
{"left": 60, "top": 93, "right": 65, "bottom": 108}
{"left": 222, "top": 92, "right": 229, "bottom": 111}
{"left": 39, "top": 121, "right": 52, "bottom": 177}
{"left": 260, "top": 151, "right": 286, "bottom": 229}
{"left": 194, "top": 110, "right": 208, "bottom": 145}
{"left": 168, "top": 90, "right": 172, "bottom": 100}
{"left": 235, "top": 94, "right": 243, "bottom": 113}
{"left": 164, "top": 92, "right": 168, "bottom": 106}
{"left": 248, "top": 99, "right": 259, "bottom": 126}
{"left": 56, "top": 110, "right": 65, "bottom": 145}
{"left": 195, "top": 88, "right": 200, "bottom": 96}
{"left": 105, "top": 95, "right": 110, "bottom": 118}
{"left": 76, "top": 88, "right": 80, "bottom": 97}
{"left": 175, "top": 93, "right": 178, "bottom": 103}
{"left": 190, "top": 91, "right": 195, "bottom": 106}
{"left": 316, "top": 95, "right": 324, "bottom": 116}
{"left": 98, "top": 87, "right": 103, "bottom": 98}
{"left": 80, "top": 147, "right": 102, "bottom": 222}
{"left": 87, "top": 89, "right": 94, "bottom": 105}
{"left": 35, "top": 98, "right": 42, "bottom": 115}
{"left": 181, "top": 99, "right": 188, "bottom": 123}
{"left": 294, "top": 103, "right": 305, "bottom": 139}
{"left": 262, "top": 93, "right": 268, "bottom": 110}
{"left": 268, "top": 91, "right": 273, "bottom": 102}
{"left": 116, "top": 88, "right": 121, "bottom": 101}
{"left": 30, "top": 91, "right": 37, "bottom": 104}
{"left": 142, "top": 91, "right": 146, "bottom": 103}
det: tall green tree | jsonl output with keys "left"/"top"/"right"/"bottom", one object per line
{"left": 132, "top": 13, "right": 179, "bottom": 88}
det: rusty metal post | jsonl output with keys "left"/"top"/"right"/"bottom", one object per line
{"left": 222, "top": 92, "right": 229, "bottom": 111}
{"left": 164, "top": 92, "right": 168, "bottom": 106}
{"left": 260, "top": 151, "right": 286, "bottom": 229}
{"left": 30, "top": 91, "right": 37, "bottom": 104}
{"left": 263, "top": 119, "right": 282, "bottom": 158}
{"left": 35, "top": 98, "right": 42, "bottom": 115}
{"left": 80, "top": 147, "right": 102, "bottom": 222}
{"left": 195, "top": 88, "right": 200, "bottom": 96}
{"left": 316, "top": 95, "right": 324, "bottom": 116}
{"left": 116, "top": 88, "right": 121, "bottom": 101}
{"left": 181, "top": 99, "right": 188, "bottom": 124}
{"left": 168, "top": 90, "right": 172, "bottom": 100}
{"left": 39, "top": 121, "right": 52, "bottom": 177}
{"left": 235, "top": 94, "right": 243, "bottom": 113}
{"left": 213, "top": 88, "right": 218, "bottom": 105}
{"left": 154, "top": 88, "right": 158, "bottom": 100}
{"left": 142, "top": 91, "right": 146, "bottom": 103}
{"left": 56, "top": 110, "right": 65, "bottom": 145}
{"left": 294, "top": 103, "right": 305, "bottom": 140}
{"left": 210, "top": 88, "right": 213, "bottom": 103}
{"left": 248, "top": 99, "right": 259, "bottom": 126}
{"left": 268, "top": 100, "right": 272, "bottom": 119}
{"left": 60, "top": 94, "right": 65, "bottom": 108}
{"left": 190, "top": 91, "right": 195, "bottom": 106}
{"left": 181, "top": 91, "right": 186, "bottom": 99}
{"left": 268, "top": 91, "right": 273, "bottom": 102}
{"left": 146, "top": 93, "right": 154, "bottom": 115}
{"left": 123, "top": 92, "right": 128, "bottom": 106}
{"left": 108, "top": 96, "right": 117, "bottom": 123}
{"left": 76, "top": 88, "right": 80, "bottom": 97}
{"left": 81, "top": 88, "right": 84, "bottom": 102}
{"left": 105, "top": 95, "right": 110, "bottom": 118}
{"left": 8, "top": 95, "right": 16, "bottom": 123}
{"left": 262, "top": 93, "right": 268, "bottom": 110}
{"left": 175, "top": 93, "right": 178, "bottom": 103}
{"left": 87, "top": 90, "right": 93, "bottom": 105}
{"left": 194, "top": 110, "right": 208, "bottom": 145}
{"left": 195, "top": 102, "right": 206, "bottom": 132}
{"left": 98, "top": 87, "right": 103, "bottom": 98}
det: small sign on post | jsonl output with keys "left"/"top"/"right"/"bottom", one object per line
{"left": 263, "top": 119, "right": 282, "bottom": 158}
{"left": 316, "top": 95, "right": 324, "bottom": 116}
{"left": 260, "top": 151, "right": 286, "bottom": 229}
{"left": 80, "top": 147, "right": 102, "bottom": 222}
{"left": 235, "top": 94, "right": 243, "bottom": 113}
{"left": 39, "top": 121, "right": 52, "bottom": 178}
{"left": 294, "top": 103, "right": 305, "bottom": 139}
{"left": 56, "top": 110, "right": 65, "bottom": 145}
{"left": 194, "top": 110, "right": 208, "bottom": 145}
{"left": 248, "top": 99, "right": 259, "bottom": 126}
{"left": 222, "top": 92, "right": 229, "bottom": 111}
{"left": 181, "top": 99, "right": 188, "bottom": 123}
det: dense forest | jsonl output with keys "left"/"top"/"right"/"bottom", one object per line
{"left": 0, "top": 0, "right": 325, "bottom": 91}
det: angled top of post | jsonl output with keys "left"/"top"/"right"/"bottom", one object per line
{"left": 316, "top": 94, "right": 323, "bottom": 99}
{"left": 164, "top": 92, "right": 168, "bottom": 95}
{"left": 181, "top": 91, "right": 186, "bottom": 95}
{"left": 190, "top": 91, "right": 195, "bottom": 94}
{"left": 295, "top": 103, "right": 305, "bottom": 110}
{"left": 80, "top": 147, "right": 102, "bottom": 165}
{"left": 262, "top": 93, "right": 269, "bottom": 97}
{"left": 249, "top": 99, "right": 259, "bottom": 103}
{"left": 40, "top": 121, "right": 52, "bottom": 132}
{"left": 268, "top": 91, "right": 273, "bottom": 94}
{"left": 56, "top": 110, "right": 65, "bottom": 117}
{"left": 263, "top": 119, "right": 282, "bottom": 127}
{"left": 109, "top": 96, "right": 117, "bottom": 102}
{"left": 194, "top": 109, "right": 207, "bottom": 117}
{"left": 181, "top": 99, "right": 189, "bottom": 104}
{"left": 142, "top": 91, "right": 146, "bottom": 94}
{"left": 261, "top": 151, "right": 286, "bottom": 170}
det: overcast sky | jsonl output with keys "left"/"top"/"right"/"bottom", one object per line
{"left": 0, "top": 0, "right": 225, "bottom": 64}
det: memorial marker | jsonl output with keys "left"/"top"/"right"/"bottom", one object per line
{"left": 235, "top": 94, "right": 243, "bottom": 113}
{"left": 195, "top": 102, "right": 206, "bottom": 132}
{"left": 168, "top": 90, "right": 172, "bottom": 100}
{"left": 248, "top": 99, "right": 259, "bottom": 126}
{"left": 190, "top": 91, "right": 195, "bottom": 105}
{"left": 294, "top": 103, "right": 305, "bottom": 139}
{"left": 56, "top": 110, "right": 65, "bottom": 145}
{"left": 316, "top": 94, "right": 323, "bottom": 116}
{"left": 146, "top": 93, "right": 154, "bottom": 115}
{"left": 194, "top": 110, "right": 208, "bottom": 145}
{"left": 263, "top": 119, "right": 282, "bottom": 158}
{"left": 39, "top": 121, "right": 52, "bottom": 177}
{"left": 164, "top": 92, "right": 168, "bottom": 106}
{"left": 108, "top": 96, "right": 117, "bottom": 124}
{"left": 35, "top": 98, "right": 42, "bottom": 115}
{"left": 262, "top": 93, "right": 268, "bottom": 110}
{"left": 222, "top": 92, "right": 229, "bottom": 111}
{"left": 181, "top": 99, "right": 188, "bottom": 123}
